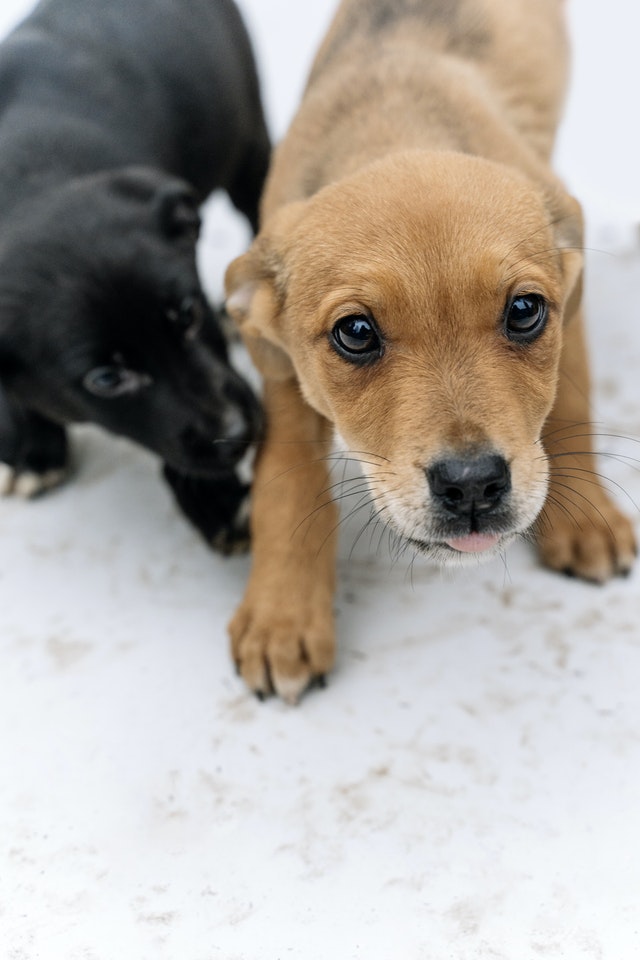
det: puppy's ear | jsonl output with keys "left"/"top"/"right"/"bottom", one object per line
{"left": 157, "top": 182, "right": 202, "bottom": 240}
{"left": 546, "top": 185, "right": 584, "bottom": 320}
{"left": 225, "top": 202, "right": 307, "bottom": 381}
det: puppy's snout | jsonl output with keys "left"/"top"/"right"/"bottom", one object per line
{"left": 428, "top": 454, "right": 511, "bottom": 517}
{"left": 178, "top": 394, "right": 261, "bottom": 473}
{"left": 218, "top": 405, "right": 256, "bottom": 463}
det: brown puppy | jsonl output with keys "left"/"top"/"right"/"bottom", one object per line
{"left": 226, "top": 0, "right": 636, "bottom": 703}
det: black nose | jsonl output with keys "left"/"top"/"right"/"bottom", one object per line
{"left": 180, "top": 405, "right": 259, "bottom": 472}
{"left": 216, "top": 405, "right": 257, "bottom": 465}
{"left": 427, "top": 454, "right": 511, "bottom": 516}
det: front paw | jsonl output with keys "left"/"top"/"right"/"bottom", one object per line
{"left": 229, "top": 596, "right": 336, "bottom": 705}
{"left": 163, "top": 464, "right": 251, "bottom": 555}
{"left": 536, "top": 485, "right": 637, "bottom": 583}
{"left": 0, "top": 406, "right": 68, "bottom": 499}
{"left": 0, "top": 461, "right": 68, "bottom": 498}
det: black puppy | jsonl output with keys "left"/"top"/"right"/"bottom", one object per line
{"left": 0, "top": 0, "right": 269, "bottom": 550}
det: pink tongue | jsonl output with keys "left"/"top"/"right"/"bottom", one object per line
{"left": 445, "top": 532, "right": 500, "bottom": 553}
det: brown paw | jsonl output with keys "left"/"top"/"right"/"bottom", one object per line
{"left": 536, "top": 487, "right": 637, "bottom": 583}
{"left": 228, "top": 599, "right": 335, "bottom": 704}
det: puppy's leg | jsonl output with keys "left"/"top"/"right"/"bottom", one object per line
{"left": 229, "top": 379, "right": 337, "bottom": 703}
{"left": 537, "top": 308, "right": 636, "bottom": 581}
{"left": 0, "top": 388, "right": 68, "bottom": 497}
{"left": 226, "top": 134, "right": 271, "bottom": 234}
{"left": 163, "top": 464, "right": 251, "bottom": 555}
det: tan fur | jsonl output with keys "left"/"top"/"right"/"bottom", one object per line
{"left": 226, "top": 0, "right": 636, "bottom": 703}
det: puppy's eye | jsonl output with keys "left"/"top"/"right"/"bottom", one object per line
{"left": 166, "top": 296, "right": 205, "bottom": 339}
{"left": 83, "top": 365, "right": 152, "bottom": 398}
{"left": 504, "top": 294, "right": 548, "bottom": 342}
{"left": 331, "top": 314, "right": 382, "bottom": 362}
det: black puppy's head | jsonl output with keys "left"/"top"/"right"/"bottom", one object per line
{"left": 0, "top": 167, "right": 262, "bottom": 475}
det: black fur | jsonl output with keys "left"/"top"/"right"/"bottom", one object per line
{"left": 0, "top": 0, "right": 270, "bottom": 549}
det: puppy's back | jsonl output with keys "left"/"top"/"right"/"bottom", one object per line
{"left": 263, "top": 0, "right": 568, "bottom": 214}
{"left": 0, "top": 0, "right": 268, "bottom": 200}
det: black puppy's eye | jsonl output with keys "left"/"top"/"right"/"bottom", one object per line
{"left": 166, "top": 296, "right": 205, "bottom": 339}
{"left": 504, "top": 293, "right": 548, "bottom": 342}
{"left": 83, "top": 365, "right": 152, "bottom": 398}
{"left": 331, "top": 314, "right": 382, "bottom": 363}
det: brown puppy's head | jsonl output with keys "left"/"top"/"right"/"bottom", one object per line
{"left": 226, "top": 151, "right": 582, "bottom": 565}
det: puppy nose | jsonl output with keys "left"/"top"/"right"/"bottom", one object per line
{"left": 427, "top": 454, "right": 511, "bottom": 516}
{"left": 217, "top": 406, "right": 255, "bottom": 464}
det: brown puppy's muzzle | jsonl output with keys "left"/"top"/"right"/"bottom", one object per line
{"left": 356, "top": 433, "right": 544, "bottom": 565}
{"left": 424, "top": 450, "right": 516, "bottom": 555}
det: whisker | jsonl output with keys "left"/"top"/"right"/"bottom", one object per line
{"left": 363, "top": 513, "right": 385, "bottom": 556}
{"left": 545, "top": 433, "right": 640, "bottom": 460}
{"left": 548, "top": 480, "right": 615, "bottom": 538}
{"left": 542, "top": 447, "right": 640, "bottom": 483}
{"left": 503, "top": 251, "right": 567, "bottom": 285}
{"left": 498, "top": 214, "right": 578, "bottom": 266}
{"left": 536, "top": 493, "right": 583, "bottom": 533}
{"left": 550, "top": 468, "right": 640, "bottom": 513}
{"left": 320, "top": 481, "right": 374, "bottom": 502}
{"left": 348, "top": 498, "right": 393, "bottom": 561}
{"left": 293, "top": 476, "right": 379, "bottom": 542}
{"left": 498, "top": 546, "right": 512, "bottom": 586}
{"left": 306, "top": 491, "right": 377, "bottom": 560}
{"left": 539, "top": 418, "right": 594, "bottom": 442}
{"left": 256, "top": 448, "right": 391, "bottom": 489}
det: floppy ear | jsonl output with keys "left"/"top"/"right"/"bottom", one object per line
{"left": 224, "top": 202, "right": 307, "bottom": 381}
{"left": 546, "top": 185, "right": 584, "bottom": 321}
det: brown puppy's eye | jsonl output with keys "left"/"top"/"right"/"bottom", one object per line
{"left": 331, "top": 314, "right": 382, "bottom": 363}
{"left": 504, "top": 294, "right": 548, "bottom": 343}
